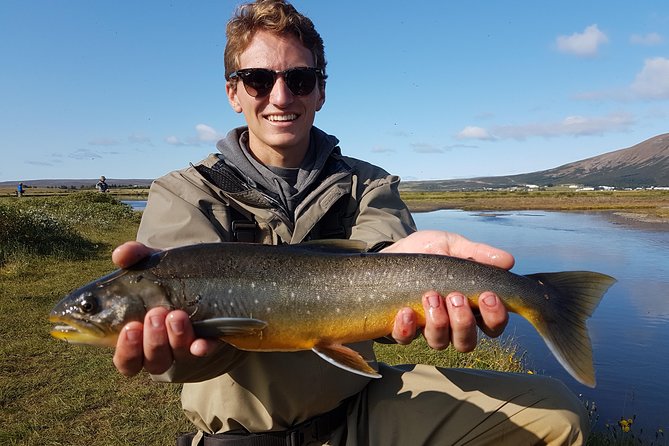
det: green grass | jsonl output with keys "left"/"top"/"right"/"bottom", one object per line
{"left": 1, "top": 192, "right": 663, "bottom": 445}
{"left": 0, "top": 193, "right": 188, "bottom": 445}
{"left": 374, "top": 335, "right": 526, "bottom": 373}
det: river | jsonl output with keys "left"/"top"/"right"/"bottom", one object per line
{"left": 413, "top": 210, "right": 669, "bottom": 434}
{"left": 123, "top": 200, "right": 668, "bottom": 433}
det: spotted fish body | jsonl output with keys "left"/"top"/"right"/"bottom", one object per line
{"left": 49, "top": 242, "right": 616, "bottom": 387}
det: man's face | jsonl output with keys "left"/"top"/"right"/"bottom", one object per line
{"left": 226, "top": 31, "right": 325, "bottom": 167}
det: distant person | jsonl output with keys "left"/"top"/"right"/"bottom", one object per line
{"left": 96, "top": 176, "right": 109, "bottom": 193}
{"left": 17, "top": 182, "right": 24, "bottom": 197}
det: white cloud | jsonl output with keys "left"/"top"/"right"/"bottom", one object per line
{"left": 630, "top": 32, "right": 663, "bottom": 46}
{"left": 371, "top": 145, "right": 395, "bottom": 153}
{"left": 165, "top": 135, "right": 184, "bottom": 145}
{"left": 69, "top": 148, "right": 104, "bottom": 160}
{"left": 493, "top": 112, "right": 635, "bottom": 140}
{"left": 166, "top": 124, "right": 224, "bottom": 146}
{"left": 411, "top": 142, "right": 443, "bottom": 153}
{"left": 556, "top": 24, "right": 608, "bottom": 57}
{"left": 456, "top": 126, "right": 495, "bottom": 140}
{"left": 574, "top": 57, "right": 669, "bottom": 102}
{"left": 457, "top": 113, "right": 634, "bottom": 141}
{"left": 631, "top": 57, "right": 669, "bottom": 99}
{"left": 128, "top": 134, "right": 152, "bottom": 145}
{"left": 195, "top": 124, "right": 223, "bottom": 142}
{"left": 89, "top": 137, "right": 120, "bottom": 146}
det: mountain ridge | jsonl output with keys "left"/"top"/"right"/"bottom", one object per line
{"left": 3, "top": 134, "right": 668, "bottom": 190}
{"left": 402, "top": 133, "right": 669, "bottom": 191}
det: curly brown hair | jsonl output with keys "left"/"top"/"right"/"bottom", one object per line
{"left": 224, "top": 0, "right": 326, "bottom": 81}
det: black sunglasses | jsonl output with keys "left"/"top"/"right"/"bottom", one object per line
{"left": 228, "top": 67, "right": 326, "bottom": 98}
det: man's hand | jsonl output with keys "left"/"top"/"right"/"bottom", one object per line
{"left": 382, "top": 230, "right": 513, "bottom": 352}
{"left": 111, "top": 242, "right": 220, "bottom": 377}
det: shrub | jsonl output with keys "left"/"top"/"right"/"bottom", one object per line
{"left": 0, "top": 203, "right": 98, "bottom": 266}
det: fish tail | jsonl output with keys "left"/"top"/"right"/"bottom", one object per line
{"left": 524, "top": 271, "right": 616, "bottom": 387}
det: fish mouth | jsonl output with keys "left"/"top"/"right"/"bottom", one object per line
{"left": 49, "top": 316, "right": 118, "bottom": 347}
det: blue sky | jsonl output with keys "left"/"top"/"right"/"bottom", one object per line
{"left": 1, "top": 1, "right": 668, "bottom": 182}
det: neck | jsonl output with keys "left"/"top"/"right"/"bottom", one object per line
{"left": 247, "top": 135, "right": 310, "bottom": 168}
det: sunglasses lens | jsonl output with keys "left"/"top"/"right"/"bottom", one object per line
{"left": 239, "top": 69, "right": 275, "bottom": 97}
{"left": 284, "top": 68, "right": 318, "bottom": 96}
{"left": 235, "top": 68, "right": 320, "bottom": 98}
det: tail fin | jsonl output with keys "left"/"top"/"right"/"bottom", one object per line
{"left": 525, "top": 271, "right": 616, "bottom": 387}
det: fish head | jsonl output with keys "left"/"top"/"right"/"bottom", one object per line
{"left": 49, "top": 268, "right": 168, "bottom": 347}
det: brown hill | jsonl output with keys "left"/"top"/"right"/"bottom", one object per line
{"left": 403, "top": 133, "right": 669, "bottom": 190}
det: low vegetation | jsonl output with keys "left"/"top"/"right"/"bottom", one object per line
{"left": 0, "top": 192, "right": 664, "bottom": 445}
{"left": 400, "top": 189, "right": 669, "bottom": 222}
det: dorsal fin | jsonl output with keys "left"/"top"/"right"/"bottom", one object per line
{"left": 285, "top": 239, "right": 369, "bottom": 253}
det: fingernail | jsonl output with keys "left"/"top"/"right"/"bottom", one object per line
{"left": 402, "top": 308, "right": 413, "bottom": 325}
{"left": 125, "top": 327, "right": 141, "bottom": 343}
{"left": 168, "top": 318, "right": 185, "bottom": 335}
{"left": 482, "top": 293, "right": 498, "bottom": 307}
{"left": 427, "top": 293, "right": 441, "bottom": 308}
{"left": 149, "top": 315, "right": 163, "bottom": 329}
{"left": 449, "top": 294, "right": 465, "bottom": 307}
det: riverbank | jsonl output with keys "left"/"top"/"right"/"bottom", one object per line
{"left": 401, "top": 190, "right": 669, "bottom": 230}
{"left": 2, "top": 192, "right": 662, "bottom": 444}
{"left": 4, "top": 187, "right": 667, "bottom": 228}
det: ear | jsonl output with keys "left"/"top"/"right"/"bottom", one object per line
{"left": 315, "top": 85, "right": 326, "bottom": 112}
{"left": 226, "top": 82, "right": 243, "bottom": 113}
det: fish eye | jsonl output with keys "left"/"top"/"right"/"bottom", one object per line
{"left": 79, "top": 295, "right": 99, "bottom": 314}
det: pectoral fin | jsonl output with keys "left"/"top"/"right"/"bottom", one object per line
{"left": 192, "top": 317, "right": 267, "bottom": 338}
{"left": 312, "top": 343, "right": 381, "bottom": 379}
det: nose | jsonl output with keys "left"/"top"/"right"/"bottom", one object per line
{"left": 268, "top": 74, "right": 294, "bottom": 106}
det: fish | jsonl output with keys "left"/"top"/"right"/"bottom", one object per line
{"left": 49, "top": 241, "right": 616, "bottom": 387}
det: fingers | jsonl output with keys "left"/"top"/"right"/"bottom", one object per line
{"left": 395, "top": 290, "right": 508, "bottom": 353}
{"left": 421, "top": 292, "right": 450, "bottom": 350}
{"left": 113, "top": 321, "right": 145, "bottom": 377}
{"left": 112, "top": 241, "right": 158, "bottom": 268}
{"left": 391, "top": 308, "right": 417, "bottom": 345}
{"left": 112, "top": 308, "right": 218, "bottom": 378}
{"left": 142, "top": 307, "right": 176, "bottom": 374}
{"left": 445, "top": 234, "right": 515, "bottom": 270}
{"left": 476, "top": 291, "right": 508, "bottom": 338}
{"left": 424, "top": 291, "right": 478, "bottom": 352}
{"left": 380, "top": 230, "right": 515, "bottom": 270}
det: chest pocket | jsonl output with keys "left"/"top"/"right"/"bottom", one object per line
{"left": 310, "top": 194, "right": 355, "bottom": 240}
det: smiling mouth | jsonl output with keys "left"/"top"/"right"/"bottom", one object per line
{"left": 266, "top": 113, "right": 298, "bottom": 122}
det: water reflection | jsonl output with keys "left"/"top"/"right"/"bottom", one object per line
{"left": 413, "top": 210, "right": 669, "bottom": 433}
{"left": 121, "top": 200, "right": 146, "bottom": 211}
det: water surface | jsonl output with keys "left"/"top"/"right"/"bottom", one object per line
{"left": 414, "top": 210, "right": 669, "bottom": 433}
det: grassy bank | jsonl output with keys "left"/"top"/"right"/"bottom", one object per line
{"left": 0, "top": 192, "right": 529, "bottom": 445}
{"left": 1, "top": 192, "right": 662, "bottom": 445}
{"left": 0, "top": 186, "right": 149, "bottom": 199}
{"left": 401, "top": 189, "right": 669, "bottom": 222}
{"left": 0, "top": 193, "right": 192, "bottom": 445}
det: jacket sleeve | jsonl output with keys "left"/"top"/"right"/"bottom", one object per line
{"left": 137, "top": 169, "right": 231, "bottom": 249}
{"left": 348, "top": 164, "right": 417, "bottom": 248}
{"left": 136, "top": 168, "right": 251, "bottom": 383}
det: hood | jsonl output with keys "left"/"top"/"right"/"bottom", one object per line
{"left": 215, "top": 126, "right": 340, "bottom": 216}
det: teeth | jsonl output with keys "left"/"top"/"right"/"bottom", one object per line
{"left": 267, "top": 114, "right": 297, "bottom": 122}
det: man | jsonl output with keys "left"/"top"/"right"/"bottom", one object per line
{"left": 96, "top": 176, "right": 109, "bottom": 193}
{"left": 112, "top": 1, "right": 588, "bottom": 444}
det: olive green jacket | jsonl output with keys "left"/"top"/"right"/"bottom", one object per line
{"left": 136, "top": 142, "right": 415, "bottom": 433}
